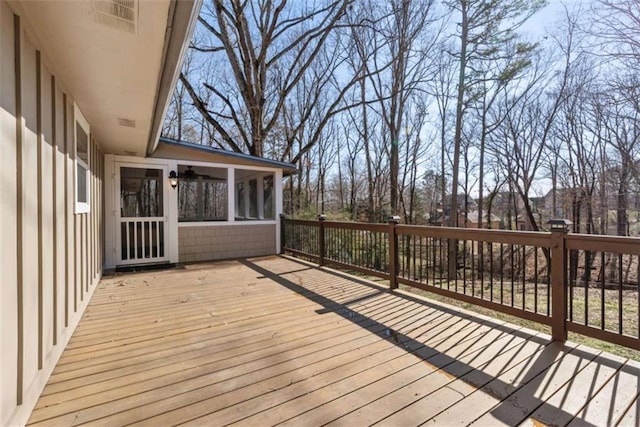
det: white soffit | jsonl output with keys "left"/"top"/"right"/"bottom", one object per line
{"left": 94, "top": 0, "right": 138, "bottom": 34}
{"left": 15, "top": 0, "right": 171, "bottom": 156}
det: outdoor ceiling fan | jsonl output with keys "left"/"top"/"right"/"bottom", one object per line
{"left": 179, "top": 166, "right": 224, "bottom": 181}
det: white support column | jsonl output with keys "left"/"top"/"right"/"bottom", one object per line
{"left": 275, "top": 170, "right": 283, "bottom": 216}
{"left": 275, "top": 169, "right": 283, "bottom": 253}
{"left": 167, "top": 159, "right": 179, "bottom": 264}
{"left": 227, "top": 167, "right": 235, "bottom": 222}
{"left": 196, "top": 177, "right": 204, "bottom": 219}
{"left": 244, "top": 179, "right": 250, "bottom": 218}
{"left": 257, "top": 173, "right": 264, "bottom": 219}
{"left": 104, "top": 154, "right": 115, "bottom": 269}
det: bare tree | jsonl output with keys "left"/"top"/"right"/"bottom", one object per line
{"left": 430, "top": 42, "right": 457, "bottom": 223}
{"left": 398, "top": 99, "right": 431, "bottom": 223}
{"left": 445, "top": 0, "right": 544, "bottom": 227}
{"left": 362, "top": 0, "right": 438, "bottom": 213}
{"left": 471, "top": 38, "right": 538, "bottom": 230}
{"left": 182, "top": 0, "right": 357, "bottom": 159}
{"left": 588, "top": 0, "right": 640, "bottom": 236}
{"left": 598, "top": 80, "right": 640, "bottom": 236}
{"left": 591, "top": 0, "right": 640, "bottom": 71}
{"left": 338, "top": 115, "right": 365, "bottom": 218}
{"left": 162, "top": 53, "right": 197, "bottom": 140}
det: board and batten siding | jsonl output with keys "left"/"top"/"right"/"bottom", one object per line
{"left": 0, "top": 5, "right": 105, "bottom": 426}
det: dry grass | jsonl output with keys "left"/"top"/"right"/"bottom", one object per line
{"left": 404, "top": 277, "right": 639, "bottom": 337}
{"left": 346, "top": 269, "right": 640, "bottom": 361}
{"left": 399, "top": 282, "right": 640, "bottom": 361}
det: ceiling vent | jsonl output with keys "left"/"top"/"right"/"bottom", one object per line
{"left": 94, "top": 0, "right": 138, "bottom": 34}
{"left": 118, "top": 117, "right": 137, "bottom": 128}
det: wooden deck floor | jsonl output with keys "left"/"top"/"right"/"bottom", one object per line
{"left": 28, "top": 256, "right": 640, "bottom": 426}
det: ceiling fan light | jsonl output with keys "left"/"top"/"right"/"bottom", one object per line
{"left": 183, "top": 166, "right": 197, "bottom": 180}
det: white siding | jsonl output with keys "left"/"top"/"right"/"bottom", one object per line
{"left": 21, "top": 34, "right": 39, "bottom": 398}
{"left": 54, "top": 83, "right": 65, "bottom": 345}
{"left": 0, "top": 3, "right": 18, "bottom": 423}
{"left": 0, "top": 7, "right": 105, "bottom": 426}
{"left": 41, "top": 61, "right": 55, "bottom": 363}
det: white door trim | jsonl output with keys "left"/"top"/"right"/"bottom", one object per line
{"left": 115, "top": 162, "right": 170, "bottom": 266}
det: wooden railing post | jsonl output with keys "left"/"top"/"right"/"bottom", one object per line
{"left": 318, "top": 214, "right": 326, "bottom": 266}
{"left": 388, "top": 216, "right": 400, "bottom": 290}
{"left": 548, "top": 218, "right": 571, "bottom": 342}
{"left": 279, "top": 213, "right": 286, "bottom": 254}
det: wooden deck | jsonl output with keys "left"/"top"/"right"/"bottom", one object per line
{"left": 28, "top": 256, "right": 640, "bottom": 426}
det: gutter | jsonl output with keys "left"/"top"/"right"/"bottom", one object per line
{"left": 157, "top": 137, "right": 299, "bottom": 175}
{"left": 146, "top": 0, "right": 202, "bottom": 156}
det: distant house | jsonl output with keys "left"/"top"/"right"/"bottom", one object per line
{"left": 542, "top": 187, "right": 640, "bottom": 235}
{"left": 465, "top": 210, "right": 503, "bottom": 229}
{"left": 429, "top": 194, "right": 477, "bottom": 226}
{"left": 0, "top": 2, "right": 295, "bottom": 426}
{"left": 486, "top": 190, "right": 527, "bottom": 216}
{"left": 485, "top": 191, "right": 544, "bottom": 230}
{"left": 428, "top": 210, "right": 502, "bottom": 229}
{"left": 543, "top": 188, "right": 581, "bottom": 219}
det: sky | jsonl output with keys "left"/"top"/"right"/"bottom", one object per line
{"left": 469, "top": 0, "right": 590, "bottom": 199}
{"left": 522, "top": 0, "right": 586, "bottom": 38}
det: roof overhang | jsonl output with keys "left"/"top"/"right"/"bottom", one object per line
{"left": 12, "top": 0, "right": 201, "bottom": 156}
{"left": 154, "top": 137, "right": 298, "bottom": 175}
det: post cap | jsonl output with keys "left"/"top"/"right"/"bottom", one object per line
{"left": 317, "top": 214, "right": 327, "bottom": 221}
{"left": 387, "top": 215, "right": 401, "bottom": 224}
{"left": 279, "top": 213, "right": 286, "bottom": 219}
{"left": 546, "top": 218, "right": 572, "bottom": 232}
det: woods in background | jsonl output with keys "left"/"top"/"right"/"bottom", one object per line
{"left": 162, "top": 0, "right": 640, "bottom": 236}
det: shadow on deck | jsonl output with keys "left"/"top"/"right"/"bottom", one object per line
{"left": 28, "top": 256, "right": 640, "bottom": 426}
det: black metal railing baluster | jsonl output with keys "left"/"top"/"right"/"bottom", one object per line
{"left": 619, "top": 253, "right": 623, "bottom": 335}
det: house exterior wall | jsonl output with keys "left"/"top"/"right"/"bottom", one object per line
{"left": 178, "top": 224, "right": 277, "bottom": 262}
{"left": 465, "top": 220, "right": 502, "bottom": 229}
{"left": 0, "top": 6, "right": 105, "bottom": 426}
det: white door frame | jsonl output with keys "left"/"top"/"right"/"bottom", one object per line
{"left": 115, "top": 161, "right": 170, "bottom": 266}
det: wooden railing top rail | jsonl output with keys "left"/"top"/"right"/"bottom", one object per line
{"left": 284, "top": 218, "right": 391, "bottom": 233}
{"left": 565, "top": 233, "right": 640, "bottom": 255}
{"left": 287, "top": 218, "right": 554, "bottom": 247}
{"left": 396, "top": 224, "right": 552, "bottom": 247}
{"left": 284, "top": 218, "right": 319, "bottom": 226}
{"left": 323, "top": 221, "right": 389, "bottom": 233}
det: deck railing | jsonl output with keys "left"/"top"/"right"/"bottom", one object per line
{"left": 280, "top": 216, "right": 640, "bottom": 350}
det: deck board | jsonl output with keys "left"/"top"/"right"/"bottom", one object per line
{"left": 566, "top": 359, "right": 640, "bottom": 426}
{"left": 520, "top": 352, "right": 626, "bottom": 426}
{"left": 393, "top": 332, "right": 552, "bottom": 427}
{"left": 279, "top": 325, "right": 523, "bottom": 427}
{"left": 470, "top": 345, "right": 601, "bottom": 426}
{"left": 325, "top": 329, "right": 546, "bottom": 427}
{"left": 27, "top": 256, "right": 640, "bottom": 426}
{"left": 186, "top": 315, "right": 486, "bottom": 426}
{"left": 617, "top": 396, "right": 640, "bottom": 427}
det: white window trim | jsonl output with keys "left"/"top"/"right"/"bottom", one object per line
{"left": 263, "top": 174, "right": 275, "bottom": 220}
{"left": 74, "top": 103, "right": 90, "bottom": 214}
{"left": 178, "top": 176, "right": 228, "bottom": 222}
{"left": 234, "top": 172, "right": 276, "bottom": 221}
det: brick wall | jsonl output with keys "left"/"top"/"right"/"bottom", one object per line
{"left": 178, "top": 224, "right": 276, "bottom": 262}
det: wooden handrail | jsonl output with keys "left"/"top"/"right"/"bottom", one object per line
{"left": 281, "top": 217, "right": 640, "bottom": 350}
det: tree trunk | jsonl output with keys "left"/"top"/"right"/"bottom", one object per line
{"left": 450, "top": 0, "right": 468, "bottom": 229}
